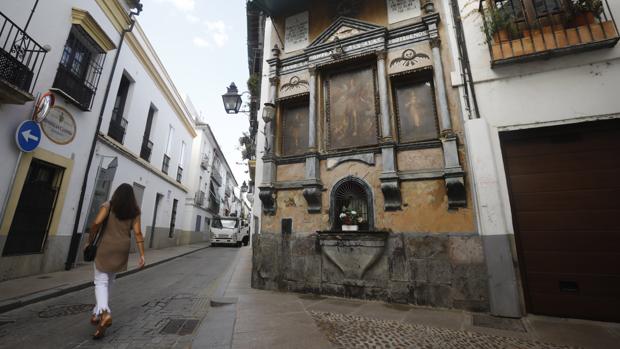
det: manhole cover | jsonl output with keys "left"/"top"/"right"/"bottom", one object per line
{"left": 38, "top": 304, "right": 94, "bottom": 318}
{"left": 473, "top": 314, "right": 526, "bottom": 332}
{"left": 160, "top": 318, "right": 200, "bottom": 336}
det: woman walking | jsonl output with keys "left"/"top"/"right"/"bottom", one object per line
{"left": 85, "top": 183, "right": 145, "bottom": 339}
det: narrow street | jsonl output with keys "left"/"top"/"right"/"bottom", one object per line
{"left": 0, "top": 247, "right": 241, "bottom": 349}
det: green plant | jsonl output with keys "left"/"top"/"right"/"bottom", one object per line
{"left": 571, "top": 0, "right": 603, "bottom": 15}
{"left": 239, "top": 132, "right": 255, "bottom": 161}
{"left": 247, "top": 74, "right": 260, "bottom": 97}
{"left": 482, "top": 5, "right": 519, "bottom": 41}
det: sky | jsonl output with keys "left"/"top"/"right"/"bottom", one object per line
{"left": 138, "top": 0, "right": 250, "bottom": 187}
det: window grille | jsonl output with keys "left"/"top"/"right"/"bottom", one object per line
{"left": 52, "top": 25, "right": 105, "bottom": 110}
{"left": 333, "top": 179, "right": 371, "bottom": 231}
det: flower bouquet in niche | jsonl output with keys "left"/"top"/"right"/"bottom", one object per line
{"left": 339, "top": 206, "right": 364, "bottom": 231}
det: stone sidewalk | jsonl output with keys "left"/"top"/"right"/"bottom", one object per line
{"left": 217, "top": 245, "right": 620, "bottom": 349}
{"left": 0, "top": 242, "right": 210, "bottom": 314}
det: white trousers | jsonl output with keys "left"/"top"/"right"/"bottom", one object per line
{"left": 93, "top": 265, "right": 116, "bottom": 315}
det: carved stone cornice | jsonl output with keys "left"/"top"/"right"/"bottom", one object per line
{"left": 303, "top": 185, "right": 323, "bottom": 214}
{"left": 259, "top": 186, "right": 277, "bottom": 215}
{"left": 422, "top": 0, "right": 436, "bottom": 15}
{"left": 269, "top": 76, "right": 280, "bottom": 86}
{"left": 375, "top": 49, "right": 388, "bottom": 61}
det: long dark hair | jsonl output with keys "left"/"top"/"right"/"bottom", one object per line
{"left": 110, "top": 183, "right": 141, "bottom": 221}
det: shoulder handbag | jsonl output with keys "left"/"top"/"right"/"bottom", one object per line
{"left": 83, "top": 209, "right": 110, "bottom": 262}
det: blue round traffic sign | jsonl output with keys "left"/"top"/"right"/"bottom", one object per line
{"left": 15, "top": 120, "right": 42, "bottom": 152}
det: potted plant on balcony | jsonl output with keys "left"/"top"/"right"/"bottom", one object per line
{"left": 339, "top": 207, "right": 363, "bottom": 231}
{"left": 483, "top": 5, "right": 518, "bottom": 43}
{"left": 571, "top": 0, "right": 603, "bottom": 25}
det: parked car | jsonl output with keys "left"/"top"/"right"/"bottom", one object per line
{"left": 210, "top": 217, "right": 249, "bottom": 247}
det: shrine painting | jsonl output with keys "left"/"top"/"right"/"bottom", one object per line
{"left": 326, "top": 67, "right": 379, "bottom": 150}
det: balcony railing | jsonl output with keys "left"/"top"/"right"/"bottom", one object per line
{"left": 108, "top": 117, "right": 128, "bottom": 144}
{"left": 162, "top": 154, "right": 170, "bottom": 174}
{"left": 481, "top": 0, "right": 619, "bottom": 66}
{"left": 0, "top": 10, "right": 47, "bottom": 104}
{"left": 200, "top": 155, "right": 209, "bottom": 170}
{"left": 211, "top": 168, "right": 223, "bottom": 185}
{"left": 207, "top": 192, "right": 220, "bottom": 214}
{"left": 140, "top": 139, "right": 153, "bottom": 162}
{"left": 176, "top": 166, "right": 183, "bottom": 183}
{"left": 195, "top": 191, "right": 205, "bottom": 206}
{"left": 52, "top": 64, "right": 96, "bottom": 110}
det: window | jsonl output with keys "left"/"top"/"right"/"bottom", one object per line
{"left": 179, "top": 141, "right": 186, "bottom": 168}
{"left": 393, "top": 73, "right": 439, "bottom": 143}
{"left": 195, "top": 215, "right": 202, "bottom": 232}
{"left": 52, "top": 25, "right": 105, "bottom": 111}
{"left": 325, "top": 65, "right": 379, "bottom": 150}
{"left": 280, "top": 100, "right": 309, "bottom": 156}
{"left": 108, "top": 74, "right": 131, "bottom": 144}
{"left": 169, "top": 199, "right": 178, "bottom": 238}
{"left": 140, "top": 105, "right": 156, "bottom": 161}
{"left": 165, "top": 126, "right": 174, "bottom": 155}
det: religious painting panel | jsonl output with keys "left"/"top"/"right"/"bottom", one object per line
{"left": 326, "top": 66, "right": 379, "bottom": 150}
{"left": 393, "top": 74, "right": 439, "bottom": 143}
{"left": 281, "top": 102, "right": 310, "bottom": 156}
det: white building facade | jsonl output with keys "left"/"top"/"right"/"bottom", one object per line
{"left": 0, "top": 0, "right": 238, "bottom": 281}
{"left": 447, "top": 0, "right": 620, "bottom": 322}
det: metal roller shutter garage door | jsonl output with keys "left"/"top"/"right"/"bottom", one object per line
{"left": 500, "top": 119, "right": 620, "bottom": 322}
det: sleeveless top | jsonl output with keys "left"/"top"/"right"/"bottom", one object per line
{"left": 95, "top": 202, "right": 133, "bottom": 273}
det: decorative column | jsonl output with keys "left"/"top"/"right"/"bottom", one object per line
{"left": 303, "top": 65, "right": 323, "bottom": 213}
{"left": 376, "top": 49, "right": 401, "bottom": 211}
{"left": 258, "top": 45, "right": 280, "bottom": 215}
{"left": 423, "top": 6, "right": 467, "bottom": 209}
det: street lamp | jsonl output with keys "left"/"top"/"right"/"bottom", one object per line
{"left": 262, "top": 102, "right": 275, "bottom": 123}
{"left": 222, "top": 82, "right": 244, "bottom": 114}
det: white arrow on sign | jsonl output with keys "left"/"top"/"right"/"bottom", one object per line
{"left": 22, "top": 129, "right": 40, "bottom": 143}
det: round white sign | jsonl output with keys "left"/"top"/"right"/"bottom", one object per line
{"left": 41, "top": 106, "right": 76, "bottom": 145}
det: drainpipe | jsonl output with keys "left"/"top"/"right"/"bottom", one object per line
{"left": 64, "top": 5, "right": 143, "bottom": 270}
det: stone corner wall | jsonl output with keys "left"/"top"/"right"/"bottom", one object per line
{"left": 252, "top": 231, "right": 490, "bottom": 313}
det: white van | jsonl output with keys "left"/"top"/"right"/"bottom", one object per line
{"left": 210, "top": 217, "right": 249, "bottom": 247}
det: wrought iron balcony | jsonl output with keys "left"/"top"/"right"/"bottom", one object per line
{"left": 107, "top": 117, "right": 128, "bottom": 144}
{"left": 52, "top": 64, "right": 97, "bottom": 110}
{"left": 176, "top": 166, "right": 183, "bottom": 183}
{"left": 195, "top": 191, "right": 206, "bottom": 206}
{"left": 207, "top": 192, "right": 220, "bottom": 214}
{"left": 211, "top": 168, "right": 223, "bottom": 185}
{"left": 481, "top": 0, "right": 619, "bottom": 66}
{"left": 140, "top": 138, "right": 153, "bottom": 162}
{"left": 0, "top": 10, "right": 47, "bottom": 104}
{"left": 200, "top": 155, "right": 209, "bottom": 170}
{"left": 162, "top": 154, "right": 171, "bottom": 174}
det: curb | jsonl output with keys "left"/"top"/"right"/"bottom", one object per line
{"left": 0, "top": 245, "right": 210, "bottom": 314}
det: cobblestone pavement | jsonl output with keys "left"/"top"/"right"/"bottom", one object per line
{"left": 310, "top": 311, "right": 578, "bottom": 349}
{"left": 0, "top": 247, "right": 240, "bottom": 349}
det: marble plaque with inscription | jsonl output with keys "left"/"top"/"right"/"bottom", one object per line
{"left": 387, "top": 0, "right": 421, "bottom": 24}
{"left": 285, "top": 11, "right": 309, "bottom": 53}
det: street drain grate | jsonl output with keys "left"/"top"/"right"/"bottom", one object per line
{"left": 473, "top": 314, "right": 526, "bottom": 332}
{"left": 37, "top": 276, "right": 52, "bottom": 279}
{"left": 160, "top": 318, "right": 200, "bottom": 335}
{"left": 38, "top": 304, "right": 94, "bottom": 318}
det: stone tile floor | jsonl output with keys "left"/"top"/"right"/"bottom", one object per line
{"left": 311, "top": 311, "right": 576, "bottom": 349}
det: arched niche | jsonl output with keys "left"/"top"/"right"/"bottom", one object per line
{"left": 329, "top": 176, "right": 374, "bottom": 231}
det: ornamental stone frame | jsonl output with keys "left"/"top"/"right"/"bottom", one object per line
{"left": 258, "top": 0, "right": 467, "bottom": 214}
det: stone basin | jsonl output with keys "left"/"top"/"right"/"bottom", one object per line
{"left": 317, "top": 231, "right": 389, "bottom": 284}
